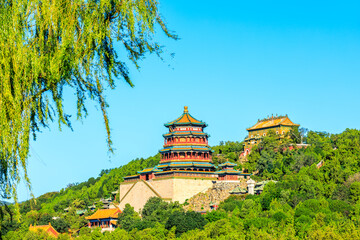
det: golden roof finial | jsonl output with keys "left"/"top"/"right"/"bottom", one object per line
{"left": 184, "top": 106, "right": 188, "bottom": 113}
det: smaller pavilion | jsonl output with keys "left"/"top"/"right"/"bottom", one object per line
{"left": 229, "top": 179, "right": 277, "bottom": 195}
{"left": 215, "top": 161, "right": 251, "bottom": 181}
{"left": 86, "top": 208, "right": 121, "bottom": 232}
{"left": 229, "top": 186, "right": 247, "bottom": 195}
{"left": 254, "top": 180, "right": 277, "bottom": 194}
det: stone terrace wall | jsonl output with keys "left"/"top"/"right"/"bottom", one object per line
{"left": 172, "top": 178, "right": 214, "bottom": 204}
{"left": 119, "top": 180, "right": 161, "bottom": 212}
{"left": 184, "top": 180, "right": 247, "bottom": 212}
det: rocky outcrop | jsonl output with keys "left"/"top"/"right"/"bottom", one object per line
{"left": 183, "top": 180, "right": 247, "bottom": 212}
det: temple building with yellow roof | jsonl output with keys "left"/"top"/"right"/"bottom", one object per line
{"left": 242, "top": 114, "right": 300, "bottom": 156}
{"left": 29, "top": 223, "right": 59, "bottom": 238}
{"left": 119, "top": 106, "right": 250, "bottom": 212}
{"left": 86, "top": 208, "right": 121, "bottom": 232}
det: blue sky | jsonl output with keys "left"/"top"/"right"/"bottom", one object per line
{"left": 18, "top": 0, "right": 360, "bottom": 200}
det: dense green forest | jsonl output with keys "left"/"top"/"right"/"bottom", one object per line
{"left": 1, "top": 128, "right": 360, "bottom": 239}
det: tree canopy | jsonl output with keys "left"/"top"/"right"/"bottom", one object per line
{"left": 0, "top": 0, "right": 177, "bottom": 200}
{"left": 2, "top": 129, "right": 360, "bottom": 239}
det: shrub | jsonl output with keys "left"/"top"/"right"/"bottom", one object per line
{"left": 272, "top": 211, "right": 287, "bottom": 222}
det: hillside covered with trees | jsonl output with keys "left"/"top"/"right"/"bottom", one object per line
{"left": 2, "top": 128, "right": 360, "bottom": 239}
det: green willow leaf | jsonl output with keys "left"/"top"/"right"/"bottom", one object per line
{"left": 0, "top": 0, "right": 177, "bottom": 202}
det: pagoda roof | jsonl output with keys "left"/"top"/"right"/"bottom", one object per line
{"left": 255, "top": 180, "right": 277, "bottom": 186}
{"left": 165, "top": 106, "right": 207, "bottom": 127}
{"left": 29, "top": 223, "right": 59, "bottom": 238}
{"left": 160, "top": 145, "right": 212, "bottom": 153}
{"left": 123, "top": 174, "right": 140, "bottom": 179}
{"left": 85, "top": 208, "right": 121, "bottom": 220}
{"left": 219, "top": 161, "right": 237, "bottom": 167}
{"left": 247, "top": 115, "right": 299, "bottom": 131}
{"left": 76, "top": 210, "right": 87, "bottom": 215}
{"left": 138, "top": 167, "right": 162, "bottom": 174}
{"left": 163, "top": 131, "right": 209, "bottom": 137}
{"left": 255, "top": 185, "right": 265, "bottom": 191}
{"left": 215, "top": 169, "right": 242, "bottom": 175}
{"left": 230, "top": 186, "right": 247, "bottom": 194}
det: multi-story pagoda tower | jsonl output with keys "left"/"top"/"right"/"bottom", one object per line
{"left": 156, "top": 106, "right": 216, "bottom": 173}
{"left": 119, "top": 106, "right": 250, "bottom": 212}
{"left": 119, "top": 107, "right": 219, "bottom": 212}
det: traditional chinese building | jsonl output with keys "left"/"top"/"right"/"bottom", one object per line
{"left": 85, "top": 208, "right": 121, "bottom": 232}
{"left": 119, "top": 107, "right": 250, "bottom": 212}
{"left": 242, "top": 115, "right": 299, "bottom": 156}
{"left": 119, "top": 107, "right": 218, "bottom": 211}
{"left": 216, "top": 161, "right": 250, "bottom": 181}
{"left": 152, "top": 105, "right": 217, "bottom": 178}
{"left": 29, "top": 223, "right": 59, "bottom": 238}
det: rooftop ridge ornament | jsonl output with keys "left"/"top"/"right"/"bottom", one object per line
{"left": 165, "top": 106, "right": 207, "bottom": 127}
{"left": 259, "top": 114, "right": 289, "bottom": 122}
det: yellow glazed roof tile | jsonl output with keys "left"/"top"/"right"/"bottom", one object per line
{"left": 165, "top": 106, "right": 205, "bottom": 126}
{"left": 85, "top": 208, "right": 121, "bottom": 220}
{"left": 247, "top": 116, "right": 299, "bottom": 131}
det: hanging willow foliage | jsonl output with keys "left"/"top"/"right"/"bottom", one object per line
{"left": 0, "top": 0, "right": 177, "bottom": 200}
